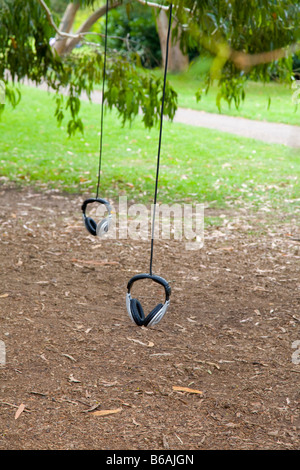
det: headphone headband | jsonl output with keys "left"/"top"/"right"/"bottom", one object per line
{"left": 81, "top": 198, "right": 112, "bottom": 216}
{"left": 127, "top": 273, "right": 171, "bottom": 301}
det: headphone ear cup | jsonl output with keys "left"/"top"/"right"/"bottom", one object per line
{"left": 130, "top": 298, "right": 145, "bottom": 326}
{"left": 85, "top": 217, "right": 97, "bottom": 236}
{"left": 144, "top": 303, "right": 164, "bottom": 327}
{"left": 96, "top": 217, "right": 111, "bottom": 237}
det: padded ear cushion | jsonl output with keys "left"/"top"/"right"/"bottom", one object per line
{"left": 96, "top": 217, "right": 110, "bottom": 237}
{"left": 130, "top": 298, "right": 145, "bottom": 326}
{"left": 144, "top": 303, "right": 164, "bottom": 327}
{"left": 85, "top": 217, "right": 97, "bottom": 236}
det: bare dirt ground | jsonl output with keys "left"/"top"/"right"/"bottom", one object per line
{"left": 0, "top": 184, "right": 299, "bottom": 450}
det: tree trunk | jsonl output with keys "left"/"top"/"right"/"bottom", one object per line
{"left": 53, "top": 1, "right": 81, "bottom": 56}
{"left": 156, "top": 10, "right": 189, "bottom": 73}
{"left": 63, "top": 1, "right": 122, "bottom": 56}
{"left": 53, "top": 1, "right": 122, "bottom": 57}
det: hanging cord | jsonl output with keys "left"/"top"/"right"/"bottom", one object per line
{"left": 149, "top": 3, "right": 173, "bottom": 276}
{"left": 96, "top": 0, "right": 109, "bottom": 199}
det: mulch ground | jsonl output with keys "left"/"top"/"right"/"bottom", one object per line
{"left": 0, "top": 184, "right": 299, "bottom": 450}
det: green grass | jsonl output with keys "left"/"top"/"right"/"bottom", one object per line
{"left": 165, "top": 71, "right": 300, "bottom": 126}
{"left": 0, "top": 85, "right": 299, "bottom": 212}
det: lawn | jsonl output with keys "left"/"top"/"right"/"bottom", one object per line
{"left": 0, "top": 85, "right": 299, "bottom": 213}
{"left": 166, "top": 71, "right": 300, "bottom": 126}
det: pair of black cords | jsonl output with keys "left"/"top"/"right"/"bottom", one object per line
{"left": 82, "top": 1, "right": 173, "bottom": 327}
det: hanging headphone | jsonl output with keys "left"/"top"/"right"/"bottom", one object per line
{"left": 125, "top": 4, "right": 173, "bottom": 328}
{"left": 126, "top": 273, "right": 171, "bottom": 327}
{"left": 81, "top": 1, "right": 111, "bottom": 239}
{"left": 82, "top": 198, "right": 112, "bottom": 237}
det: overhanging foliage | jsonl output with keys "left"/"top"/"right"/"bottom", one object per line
{"left": 1, "top": 0, "right": 300, "bottom": 134}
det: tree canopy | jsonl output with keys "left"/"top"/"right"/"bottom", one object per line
{"left": 1, "top": 0, "right": 300, "bottom": 134}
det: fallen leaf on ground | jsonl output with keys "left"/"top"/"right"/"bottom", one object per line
{"left": 0, "top": 294, "right": 9, "bottom": 298}
{"left": 91, "top": 408, "right": 122, "bottom": 417}
{"left": 62, "top": 353, "right": 76, "bottom": 362}
{"left": 69, "top": 374, "right": 81, "bottom": 383}
{"left": 173, "top": 386, "right": 203, "bottom": 395}
{"left": 15, "top": 403, "right": 26, "bottom": 420}
{"left": 127, "top": 338, "right": 154, "bottom": 348}
{"left": 71, "top": 259, "right": 119, "bottom": 266}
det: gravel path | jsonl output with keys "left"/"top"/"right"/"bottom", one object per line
{"left": 173, "top": 107, "right": 300, "bottom": 148}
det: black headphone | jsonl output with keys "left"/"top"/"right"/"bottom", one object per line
{"left": 126, "top": 273, "right": 171, "bottom": 327}
{"left": 82, "top": 198, "right": 112, "bottom": 237}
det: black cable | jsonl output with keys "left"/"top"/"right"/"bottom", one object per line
{"left": 96, "top": 0, "right": 109, "bottom": 199}
{"left": 149, "top": 3, "right": 173, "bottom": 276}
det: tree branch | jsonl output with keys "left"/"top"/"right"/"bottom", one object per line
{"left": 230, "top": 43, "right": 300, "bottom": 70}
{"left": 134, "top": 0, "right": 170, "bottom": 11}
{"left": 37, "top": 0, "right": 80, "bottom": 39}
{"left": 37, "top": 0, "right": 185, "bottom": 50}
{"left": 63, "top": 1, "right": 123, "bottom": 55}
{"left": 135, "top": 0, "right": 191, "bottom": 13}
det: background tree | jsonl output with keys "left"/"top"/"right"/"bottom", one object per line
{"left": 99, "top": 3, "right": 163, "bottom": 69}
{"left": 156, "top": 9, "right": 189, "bottom": 72}
{"left": 51, "top": 0, "right": 189, "bottom": 71}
